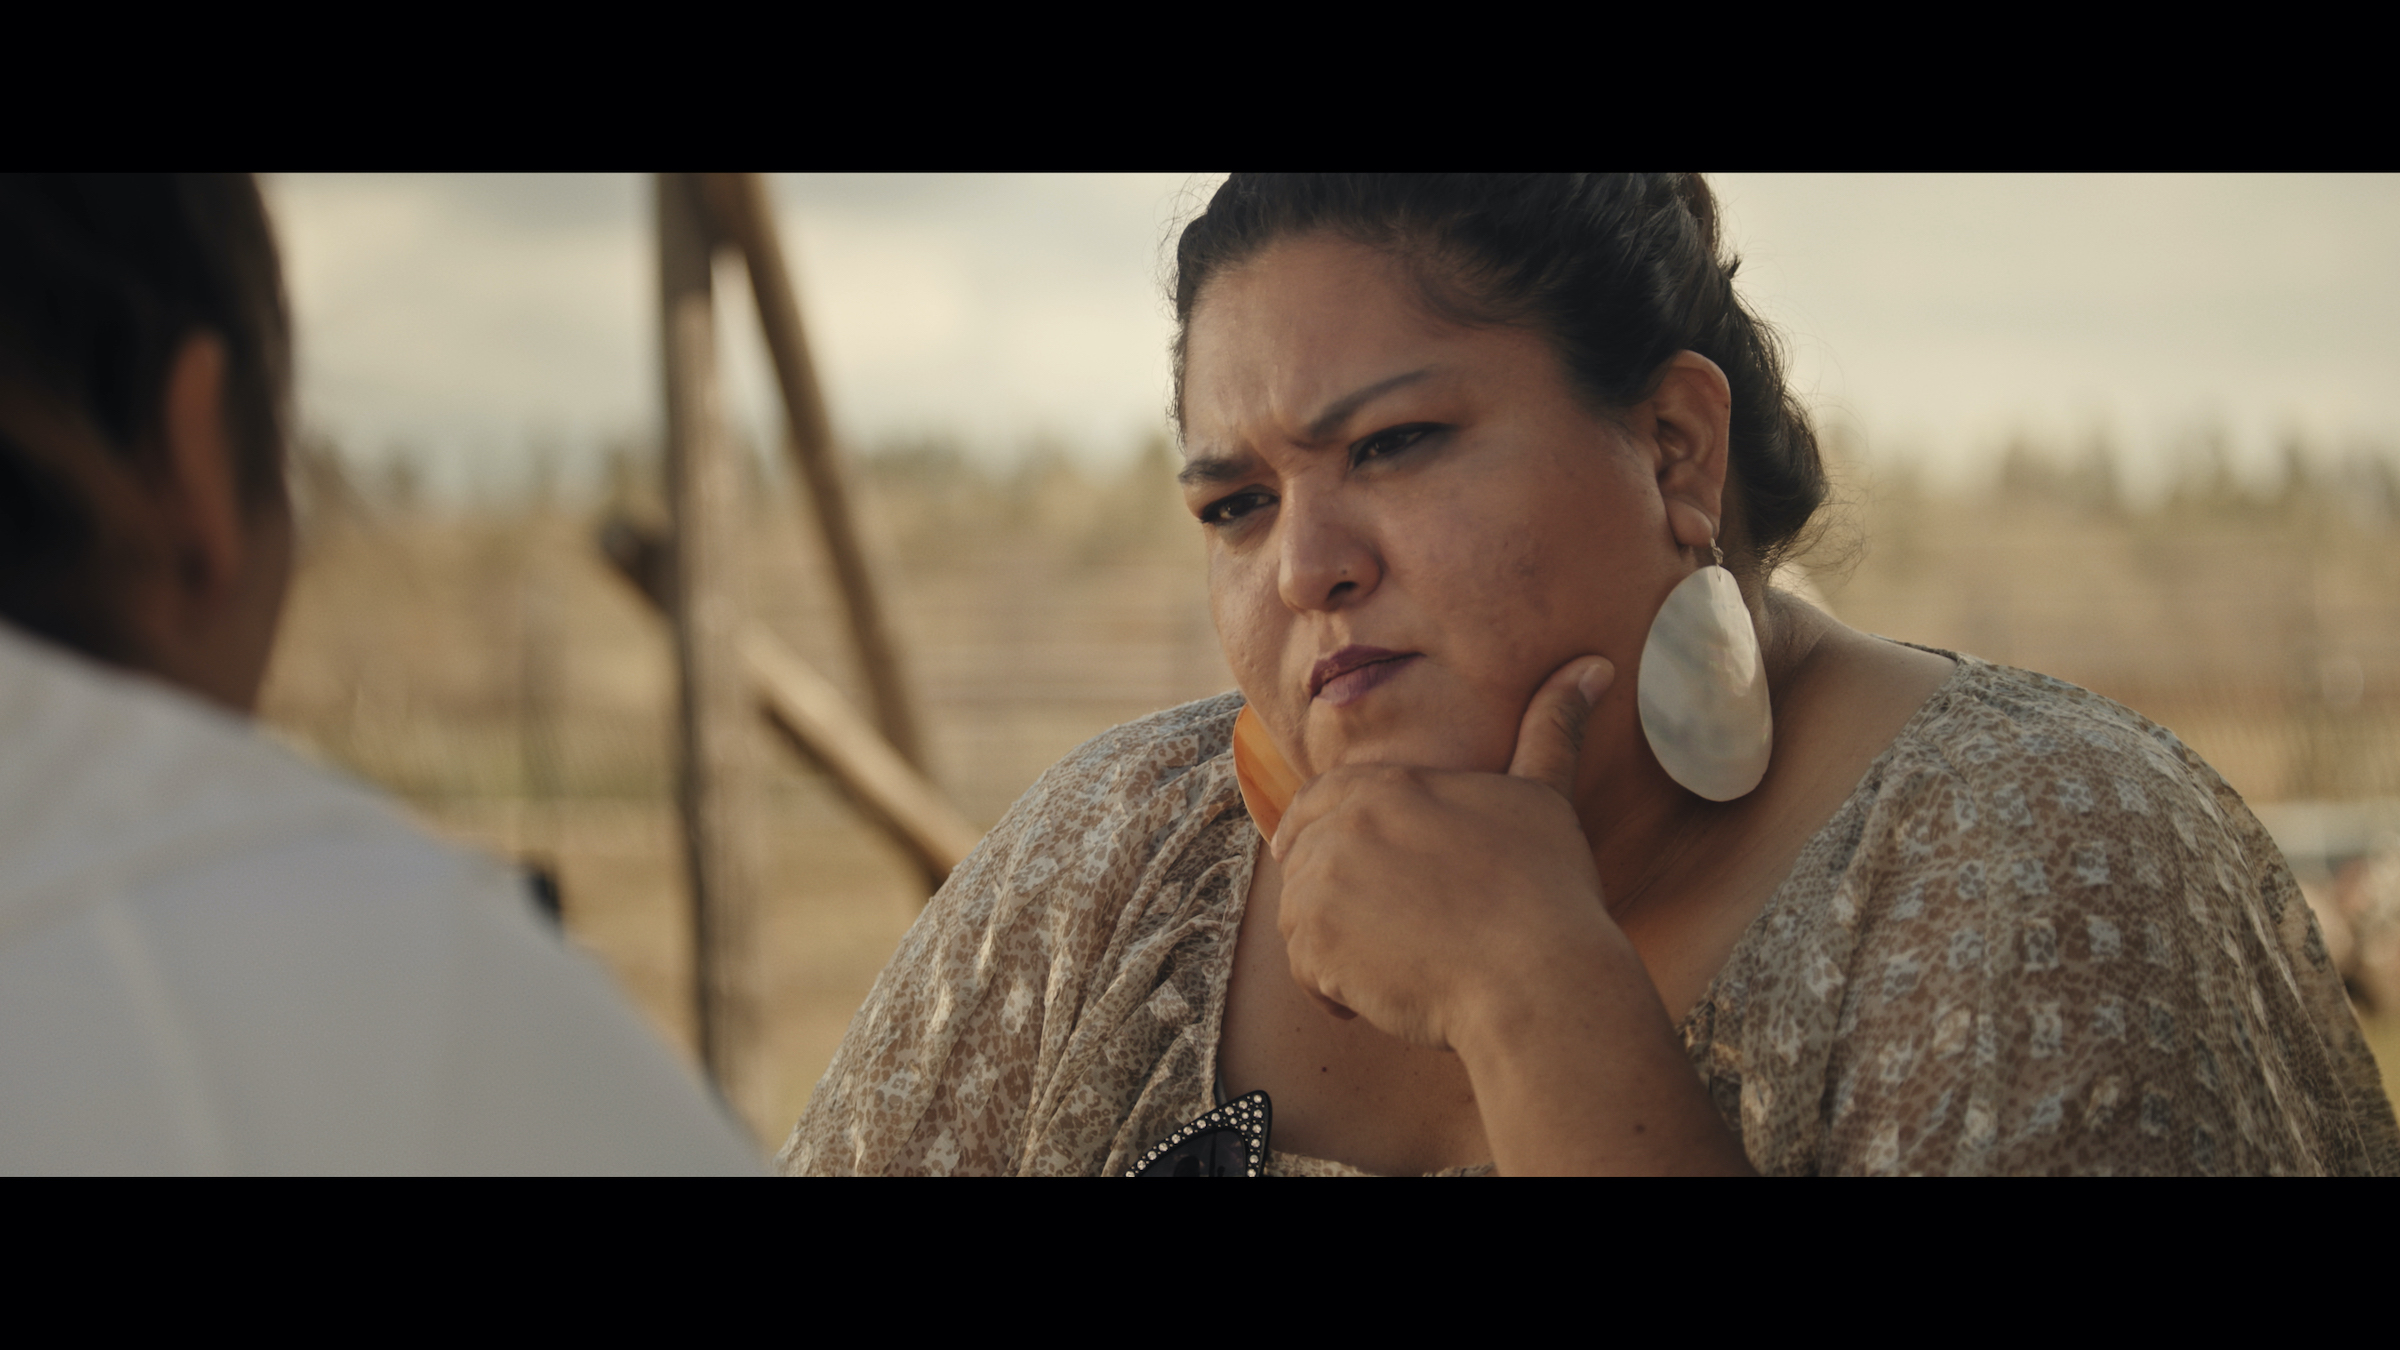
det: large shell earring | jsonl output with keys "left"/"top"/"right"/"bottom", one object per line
{"left": 1638, "top": 539, "right": 1773, "bottom": 801}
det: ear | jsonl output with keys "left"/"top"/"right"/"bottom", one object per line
{"left": 1644, "top": 351, "right": 1733, "bottom": 553}
{"left": 155, "top": 333, "right": 246, "bottom": 607}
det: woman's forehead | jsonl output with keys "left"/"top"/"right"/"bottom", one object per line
{"left": 1183, "top": 240, "right": 1499, "bottom": 451}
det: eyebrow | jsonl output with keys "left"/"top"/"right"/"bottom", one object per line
{"left": 1177, "top": 455, "right": 1255, "bottom": 489}
{"left": 1303, "top": 367, "right": 1433, "bottom": 441}
{"left": 1176, "top": 367, "right": 1436, "bottom": 490}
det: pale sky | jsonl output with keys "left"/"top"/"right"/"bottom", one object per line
{"left": 263, "top": 173, "right": 2400, "bottom": 504}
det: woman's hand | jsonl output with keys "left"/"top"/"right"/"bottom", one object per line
{"left": 1270, "top": 655, "right": 1620, "bottom": 1050}
{"left": 1270, "top": 655, "right": 1753, "bottom": 1174}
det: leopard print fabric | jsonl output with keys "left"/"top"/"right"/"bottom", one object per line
{"left": 778, "top": 655, "right": 2399, "bottom": 1176}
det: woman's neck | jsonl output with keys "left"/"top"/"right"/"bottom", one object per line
{"left": 1578, "top": 589, "right": 1835, "bottom": 916}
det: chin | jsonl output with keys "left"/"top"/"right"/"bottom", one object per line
{"left": 1307, "top": 719, "right": 1510, "bottom": 776}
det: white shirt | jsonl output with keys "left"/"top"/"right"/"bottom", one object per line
{"left": 0, "top": 623, "right": 760, "bottom": 1175}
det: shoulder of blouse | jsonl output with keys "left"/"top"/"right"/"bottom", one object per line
{"left": 1778, "top": 653, "right": 2399, "bottom": 1175}
{"left": 1889, "top": 656, "right": 2302, "bottom": 896}
{"left": 775, "top": 690, "right": 1252, "bottom": 1176}
{"left": 898, "top": 687, "right": 1249, "bottom": 928}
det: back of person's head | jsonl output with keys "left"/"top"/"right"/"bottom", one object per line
{"left": 0, "top": 174, "right": 293, "bottom": 690}
{"left": 1170, "top": 173, "right": 1825, "bottom": 580}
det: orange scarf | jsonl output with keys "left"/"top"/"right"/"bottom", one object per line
{"left": 1231, "top": 704, "right": 1304, "bottom": 843}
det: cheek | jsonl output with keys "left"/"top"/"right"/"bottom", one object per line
{"left": 1401, "top": 457, "right": 1664, "bottom": 676}
{"left": 1208, "top": 549, "right": 1285, "bottom": 692}
{"left": 1395, "top": 479, "right": 1562, "bottom": 637}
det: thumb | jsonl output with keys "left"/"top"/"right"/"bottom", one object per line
{"left": 1505, "top": 656, "right": 1615, "bottom": 799}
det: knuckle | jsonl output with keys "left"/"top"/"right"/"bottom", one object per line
{"left": 1338, "top": 764, "right": 1411, "bottom": 794}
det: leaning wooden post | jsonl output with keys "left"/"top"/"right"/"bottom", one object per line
{"left": 597, "top": 519, "right": 982, "bottom": 899}
{"left": 658, "top": 172, "right": 765, "bottom": 1115}
{"left": 700, "top": 172, "right": 926, "bottom": 770}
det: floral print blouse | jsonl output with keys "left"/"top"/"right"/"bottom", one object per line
{"left": 779, "top": 653, "right": 2399, "bottom": 1176}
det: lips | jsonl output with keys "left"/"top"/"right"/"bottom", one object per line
{"left": 1309, "top": 644, "right": 1420, "bottom": 706}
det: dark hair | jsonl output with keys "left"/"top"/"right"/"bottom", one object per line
{"left": 0, "top": 174, "right": 291, "bottom": 655}
{"left": 1170, "top": 173, "right": 1825, "bottom": 574}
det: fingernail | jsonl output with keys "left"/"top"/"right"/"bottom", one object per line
{"left": 1576, "top": 659, "right": 1613, "bottom": 703}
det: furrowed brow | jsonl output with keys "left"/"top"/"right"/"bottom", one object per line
{"left": 1303, "top": 368, "right": 1434, "bottom": 441}
{"left": 1177, "top": 454, "right": 1256, "bottom": 489}
{"left": 1177, "top": 367, "right": 1437, "bottom": 488}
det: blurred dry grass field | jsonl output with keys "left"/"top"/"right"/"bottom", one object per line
{"left": 261, "top": 440, "right": 1229, "bottom": 1143}
{"left": 257, "top": 438, "right": 2400, "bottom": 1146}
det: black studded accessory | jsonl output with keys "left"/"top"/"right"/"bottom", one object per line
{"left": 1126, "top": 1091, "right": 1271, "bottom": 1177}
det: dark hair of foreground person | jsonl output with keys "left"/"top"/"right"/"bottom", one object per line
{"left": 0, "top": 174, "right": 288, "bottom": 665}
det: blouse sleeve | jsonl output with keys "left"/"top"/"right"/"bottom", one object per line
{"left": 776, "top": 695, "right": 1250, "bottom": 1176}
{"left": 773, "top": 751, "right": 1113, "bottom": 1176}
{"left": 772, "top": 815, "right": 1028, "bottom": 1174}
{"left": 1812, "top": 719, "right": 2399, "bottom": 1177}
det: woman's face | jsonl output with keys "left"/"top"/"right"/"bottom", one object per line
{"left": 1181, "top": 232, "right": 1706, "bottom": 782}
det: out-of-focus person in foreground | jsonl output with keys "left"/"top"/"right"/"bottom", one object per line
{"left": 0, "top": 174, "right": 758, "bottom": 1175}
{"left": 784, "top": 174, "right": 2399, "bottom": 1176}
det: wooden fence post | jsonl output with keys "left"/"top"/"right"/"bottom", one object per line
{"left": 597, "top": 518, "right": 982, "bottom": 897}
{"left": 699, "top": 172, "right": 925, "bottom": 771}
{"left": 658, "top": 172, "right": 765, "bottom": 1115}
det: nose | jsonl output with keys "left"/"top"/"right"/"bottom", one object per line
{"left": 1276, "top": 487, "right": 1381, "bottom": 614}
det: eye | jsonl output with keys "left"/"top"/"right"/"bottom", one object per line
{"left": 1350, "top": 422, "right": 1443, "bottom": 467}
{"left": 1199, "top": 489, "right": 1274, "bottom": 528}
